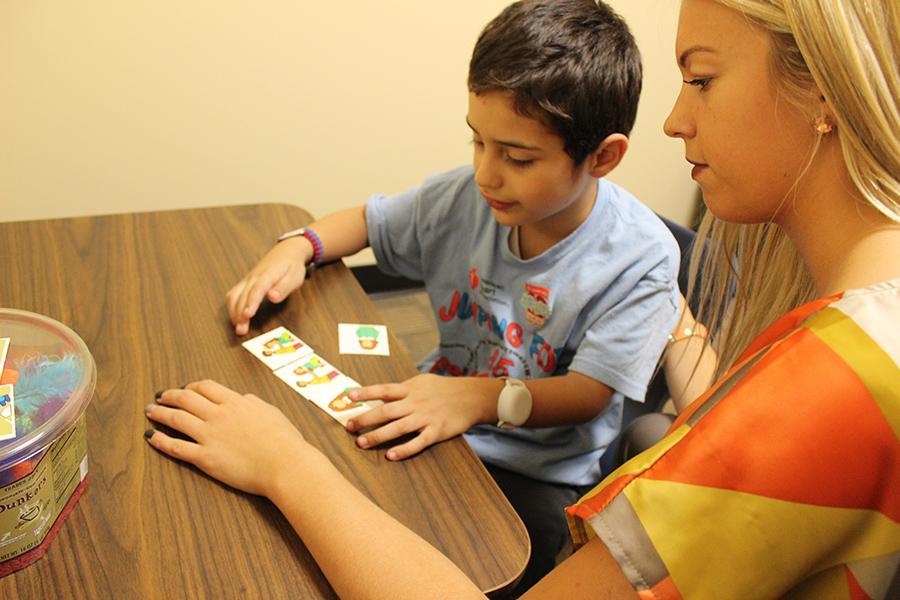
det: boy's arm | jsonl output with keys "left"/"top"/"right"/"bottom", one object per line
{"left": 522, "top": 371, "right": 614, "bottom": 426}
{"left": 346, "top": 371, "right": 613, "bottom": 461}
{"left": 299, "top": 204, "right": 371, "bottom": 263}
{"left": 227, "top": 205, "right": 368, "bottom": 335}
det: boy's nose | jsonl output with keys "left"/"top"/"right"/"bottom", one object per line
{"left": 474, "top": 153, "right": 502, "bottom": 190}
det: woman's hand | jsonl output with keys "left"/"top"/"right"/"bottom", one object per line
{"left": 144, "top": 379, "right": 311, "bottom": 498}
{"left": 344, "top": 374, "right": 501, "bottom": 461}
{"left": 226, "top": 237, "right": 313, "bottom": 336}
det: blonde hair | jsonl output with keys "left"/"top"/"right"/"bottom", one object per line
{"left": 691, "top": 0, "right": 900, "bottom": 377}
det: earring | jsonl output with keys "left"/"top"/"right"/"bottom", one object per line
{"left": 814, "top": 115, "right": 834, "bottom": 135}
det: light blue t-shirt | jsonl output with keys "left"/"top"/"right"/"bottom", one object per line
{"left": 366, "top": 166, "right": 679, "bottom": 485}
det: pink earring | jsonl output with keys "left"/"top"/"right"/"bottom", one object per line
{"left": 814, "top": 115, "right": 834, "bottom": 135}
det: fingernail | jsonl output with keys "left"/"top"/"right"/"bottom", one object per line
{"left": 386, "top": 450, "right": 397, "bottom": 461}
{"left": 357, "top": 436, "right": 368, "bottom": 448}
{"left": 154, "top": 390, "right": 164, "bottom": 400}
{"left": 349, "top": 390, "right": 359, "bottom": 400}
{"left": 144, "top": 404, "right": 155, "bottom": 414}
{"left": 144, "top": 429, "right": 155, "bottom": 440}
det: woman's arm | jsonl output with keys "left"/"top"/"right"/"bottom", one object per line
{"left": 145, "top": 380, "right": 482, "bottom": 599}
{"left": 664, "top": 298, "right": 717, "bottom": 413}
{"left": 144, "top": 380, "right": 633, "bottom": 599}
{"left": 523, "top": 537, "right": 637, "bottom": 599}
{"left": 269, "top": 445, "right": 484, "bottom": 599}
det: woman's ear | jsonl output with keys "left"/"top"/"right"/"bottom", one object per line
{"left": 803, "top": 83, "right": 837, "bottom": 127}
{"left": 585, "top": 133, "right": 629, "bottom": 178}
{"left": 812, "top": 92, "right": 838, "bottom": 134}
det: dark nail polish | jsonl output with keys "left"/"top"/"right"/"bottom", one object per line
{"left": 154, "top": 390, "right": 164, "bottom": 399}
{"left": 144, "top": 429, "right": 155, "bottom": 440}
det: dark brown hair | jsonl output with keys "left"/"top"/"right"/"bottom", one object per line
{"left": 468, "top": 0, "right": 642, "bottom": 165}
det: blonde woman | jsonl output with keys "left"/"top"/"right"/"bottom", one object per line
{"left": 145, "top": 0, "right": 899, "bottom": 597}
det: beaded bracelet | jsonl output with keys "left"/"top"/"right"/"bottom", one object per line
{"left": 302, "top": 228, "right": 323, "bottom": 267}
{"left": 667, "top": 325, "right": 706, "bottom": 345}
{"left": 276, "top": 227, "right": 324, "bottom": 268}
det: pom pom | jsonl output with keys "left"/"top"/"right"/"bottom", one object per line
{"left": 6, "top": 353, "right": 83, "bottom": 437}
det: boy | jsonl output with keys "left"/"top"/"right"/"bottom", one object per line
{"left": 226, "top": 0, "right": 679, "bottom": 589}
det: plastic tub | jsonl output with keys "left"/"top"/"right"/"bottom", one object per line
{"left": 0, "top": 309, "right": 96, "bottom": 576}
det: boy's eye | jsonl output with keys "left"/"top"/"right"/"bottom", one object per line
{"left": 505, "top": 155, "right": 534, "bottom": 168}
{"left": 683, "top": 77, "right": 712, "bottom": 91}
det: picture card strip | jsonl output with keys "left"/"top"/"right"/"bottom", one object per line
{"left": 274, "top": 354, "right": 382, "bottom": 425}
{"left": 241, "top": 326, "right": 314, "bottom": 371}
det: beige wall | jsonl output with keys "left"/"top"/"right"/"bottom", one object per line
{"left": 1, "top": 1, "right": 693, "bottom": 263}
{"left": 607, "top": 0, "right": 696, "bottom": 224}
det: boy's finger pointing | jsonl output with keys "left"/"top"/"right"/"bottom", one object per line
{"left": 349, "top": 383, "right": 408, "bottom": 402}
{"left": 346, "top": 399, "right": 410, "bottom": 432}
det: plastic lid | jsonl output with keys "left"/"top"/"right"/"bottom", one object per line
{"left": 0, "top": 309, "right": 96, "bottom": 469}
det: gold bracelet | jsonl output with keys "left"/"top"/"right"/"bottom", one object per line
{"left": 667, "top": 326, "right": 706, "bottom": 345}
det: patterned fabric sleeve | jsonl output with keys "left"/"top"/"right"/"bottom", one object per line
{"left": 567, "top": 283, "right": 900, "bottom": 599}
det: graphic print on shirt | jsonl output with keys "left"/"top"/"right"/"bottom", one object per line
{"left": 521, "top": 283, "right": 552, "bottom": 327}
{"left": 431, "top": 266, "right": 562, "bottom": 377}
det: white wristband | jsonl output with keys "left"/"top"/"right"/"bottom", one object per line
{"left": 497, "top": 378, "right": 532, "bottom": 429}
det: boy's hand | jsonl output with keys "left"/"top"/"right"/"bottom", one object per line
{"left": 226, "top": 237, "right": 313, "bottom": 336}
{"left": 344, "top": 374, "right": 502, "bottom": 460}
{"left": 144, "top": 379, "right": 312, "bottom": 498}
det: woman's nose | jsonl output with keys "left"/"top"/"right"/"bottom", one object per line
{"left": 664, "top": 88, "right": 694, "bottom": 139}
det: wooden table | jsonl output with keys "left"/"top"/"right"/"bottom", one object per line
{"left": 0, "top": 205, "right": 529, "bottom": 598}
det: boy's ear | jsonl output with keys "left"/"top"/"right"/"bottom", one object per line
{"left": 585, "top": 133, "right": 629, "bottom": 178}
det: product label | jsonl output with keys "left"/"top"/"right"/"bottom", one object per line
{"left": 0, "top": 384, "right": 14, "bottom": 442}
{"left": 0, "top": 415, "right": 87, "bottom": 563}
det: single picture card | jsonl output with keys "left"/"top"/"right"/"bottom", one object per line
{"left": 274, "top": 358, "right": 381, "bottom": 425}
{"left": 338, "top": 323, "right": 390, "bottom": 356}
{"left": 307, "top": 374, "right": 383, "bottom": 426}
{"left": 273, "top": 353, "right": 345, "bottom": 394}
{"left": 0, "top": 384, "right": 16, "bottom": 442}
{"left": 242, "top": 326, "right": 313, "bottom": 371}
{"left": 321, "top": 390, "right": 382, "bottom": 426}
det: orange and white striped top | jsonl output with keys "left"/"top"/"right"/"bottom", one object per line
{"left": 567, "top": 277, "right": 900, "bottom": 599}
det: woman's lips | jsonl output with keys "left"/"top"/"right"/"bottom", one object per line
{"left": 690, "top": 163, "right": 708, "bottom": 180}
